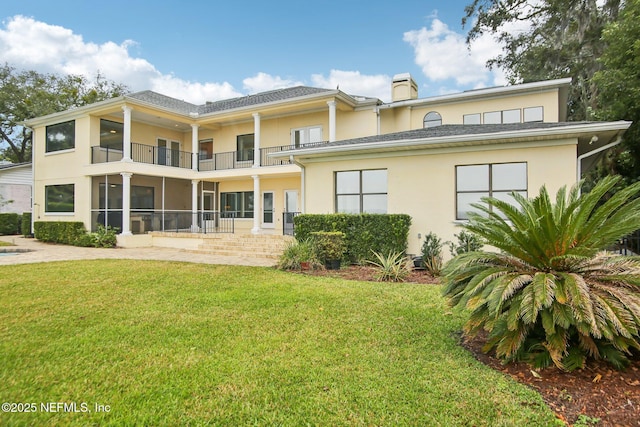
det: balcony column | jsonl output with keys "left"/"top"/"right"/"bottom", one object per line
{"left": 191, "top": 124, "right": 199, "bottom": 171}
{"left": 121, "top": 172, "right": 133, "bottom": 235}
{"left": 191, "top": 179, "right": 200, "bottom": 231}
{"left": 327, "top": 100, "right": 336, "bottom": 142}
{"left": 251, "top": 174, "right": 261, "bottom": 234}
{"left": 253, "top": 113, "right": 261, "bottom": 168}
{"left": 122, "top": 106, "right": 132, "bottom": 162}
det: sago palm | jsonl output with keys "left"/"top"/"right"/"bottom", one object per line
{"left": 442, "top": 175, "right": 640, "bottom": 370}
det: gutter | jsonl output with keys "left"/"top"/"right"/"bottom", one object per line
{"left": 576, "top": 133, "right": 623, "bottom": 181}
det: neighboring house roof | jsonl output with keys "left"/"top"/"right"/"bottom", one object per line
{"left": 272, "top": 121, "right": 631, "bottom": 159}
{"left": 0, "top": 162, "right": 31, "bottom": 171}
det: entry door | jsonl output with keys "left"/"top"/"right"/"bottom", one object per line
{"left": 283, "top": 190, "right": 298, "bottom": 235}
{"left": 202, "top": 191, "right": 215, "bottom": 218}
{"left": 158, "top": 139, "right": 180, "bottom": 166}
{"left": 262, "top": 191, "right": 274, "bottom": 228}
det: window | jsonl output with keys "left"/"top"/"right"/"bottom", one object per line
{"left": 463, "top": 114, "right": 481, "bottom": 125}
{"left": 45, "top": 184, "right": 74, "bottom": 213}
{"left": 502, "top": 109, "right": 521, "bottom": 124}
{"left": 292, "top": 126, "right": 323, "bottom": 148}
{"left": 199, "top": 138, "right": 213, "bottom": 160}
{"left": 456, "top": 162, "right": 527, "bottom": 220}
{"left": 237, "top": 134, "right": 254, "bottom": 162}
{"left": 46, "top": 121, "right": 75, "bottom": 153}
{"left": 335, "top": 169, "right": 387, "bottom": 214}
{"left": 423, "top": 111, "right": 442, "bottom": 128}
{"left": 524, "top": 106, "right": 544, "bottom": 122}
{"left": 483, "top": 111, "right": 502, "bottom": 125}
{"left": 100, "top": 120, "right": 123, "bottom": 150}
{"left": 221, "top": 191, "right": 254, "bottom": 218}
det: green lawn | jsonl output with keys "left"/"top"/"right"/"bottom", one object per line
{"left": 0, "top": 260, "right": 558, "bottom": 426}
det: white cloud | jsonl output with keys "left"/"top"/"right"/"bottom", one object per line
{"left": 243, "top": 72, "right": 304, "bottom": 94}
{"left": 403, "top": 18, "right": 508, "bottom": 90}
{"left": 0, "top": 15, "right": 241, "bottom": 104}
{"left": 311, "top": 70, "right": 392, "bottom": 102}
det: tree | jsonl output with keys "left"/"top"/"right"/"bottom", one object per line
{"left": 591, "top": 0, "right": 640, "bottom": 184}
{"left": 0, "top": 64, "right": 129, "bottom": 163}
{"left": 463, "top": 0, "right": 622, "bottom": 121}
{"left": 442, "top": 176, "right": 640, "bottom": 371}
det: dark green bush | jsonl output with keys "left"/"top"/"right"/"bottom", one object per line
{"left": 294, "top": 214, "right": 411, "bottom": 263}
{"left": 0, "top": 213, "right": 21, "bottom": 235}
{"left": 21, "top": 212, "right": 32, "bottom": 236}
{"left": 310, "top": 231, "right": 346, "bottom": 262}
{"left": 34, "top": 221, "right": 88, "bottom": 245}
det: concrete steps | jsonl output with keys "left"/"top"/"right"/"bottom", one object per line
{"left": 194, "top": 234, "right": 294, "bottom": 260}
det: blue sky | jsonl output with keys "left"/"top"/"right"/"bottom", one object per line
{"left": 1, "top": 0, "right": 513, "bottom": 104}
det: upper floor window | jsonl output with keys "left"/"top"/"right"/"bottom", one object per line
{"left": 237, "top": 134, "right": 254, "bottom": 162}
{"left": 45, "top": 184, "right": 74, "bottom": 213}
{"left": 292, "top": 125, "right": 323, "bottom": 148}
{"left": 423, "top": 112, "right": 442, "bottom": 128}
{"left": 46, "top": 120, "right": 75, "bottom": 153}
{"left": 199, "top": 138, "right": 213, "bottom": 160}
{"left": 456, "top": 162, "right": 527, "bottom": 220}
{"left": 100, "top": 119, "right": 123, "bottom": 150}
{"left": 524, "top": 106, "right": 544, "bottom": 122}
{"left": 335, "top": 169, "right": 387, "bottom": 214}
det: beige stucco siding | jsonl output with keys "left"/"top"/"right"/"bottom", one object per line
{"left": 303, "top": 141, "right": 577, "bottom": 256}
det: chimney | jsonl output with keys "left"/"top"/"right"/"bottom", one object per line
{"left": 391, "top": 73, "right": 418, "bottom": 102}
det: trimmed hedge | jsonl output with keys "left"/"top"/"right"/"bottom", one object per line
{"left": 21, "top": 212, "right": 32, "bottom": 236}
{"left": 0, "top": 213, "right": 21, "bottom": 235}
{"left": 34, "top": 221, "right": 88, "bottom": 245}
{"left": 294, "top": 214, "right": 412, "bottom": 263}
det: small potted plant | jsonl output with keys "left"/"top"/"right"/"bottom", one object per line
{"left": 310, "top": 231, "right": 346, "bottom": 270}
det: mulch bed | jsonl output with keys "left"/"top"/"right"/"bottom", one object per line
{"left": 298, "top": 264, "right": 640, "bottom": 426}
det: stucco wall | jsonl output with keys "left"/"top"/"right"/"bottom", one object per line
{"left": 302, "top": 140, "right": 577, "bottom": 257}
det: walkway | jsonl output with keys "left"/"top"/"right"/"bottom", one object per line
{"left": 0, "top": 236, "right": 276, "bottom": 267}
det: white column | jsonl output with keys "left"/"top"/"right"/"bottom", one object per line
{"left": 122, "top": 106, "right": 132, "bottom": 162}
{"left": 251, "top": 174, "right": 261, "bottom": 234}
{"left": 191, "top": 124, "right": 199, "bottom": 171}
{"left": 253, "top": 113, "right": 261, "bottom": 168}
{"left": 120, "top": 172, "right": 132, "bottom": 235}
{"left": 327, "top": 100, "right": 336, "bottom": 142}
{"left": 191, "top": 180, "right": 200, "bottom": 232}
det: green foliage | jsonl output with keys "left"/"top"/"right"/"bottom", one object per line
{"left": 90, "top": 225, "right": 118, "bottom": 248}
{"left": 277, "top": 239, "right": 323, "bottom": 270}
{"left": 294, "top": 214, "right": 411, "bottom": 263}
{"left": 0, "top": 64, "right": 129, "bottom": 162}
{"left": 421, "top": 232, "right": 444, "bottom": 275}
{"left": 442, "top": 176, "right": 640, "bottom": 371}
{"left": 574, "top": 414, "right": 601, "bottom": 427}
{"left": 448, "top": 230, "right": 484, "bottom": 257}
{"left": 34, "top": 222, "right": 118, "bottom": 248}
{"left": 367, "top": 251, "right": 412, "bottom": 282}
{"left": 310, "top": 231, "right": 346, "bottom": 263}
{"left": 20, "top": 212, "right": 31, "bottom": 236}
{"left": 0, "top": 213, "right": 20, "bottom": 235}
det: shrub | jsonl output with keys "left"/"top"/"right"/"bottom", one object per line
{"left": 294, "top": 214, "right": 411, "bottom": 263}
{"left": 448, "top": 230, "right": 484, "bottom": 257}
{"left": 367, "top": 251, "right": 411, "bottom": 282}
{"left": 91, "top": 225, "right": 118, "bottom": 248}
{"left": 34, "top": 221, "right": 87, "bottom": 245}
{"left": 277, "top": 239, "right": 323, "bottom": 271}
{"left": 442, "top": 176, "right": 640, "bottom": 371}
{"left": 0, "top": 213, "right": 20, "bottom": 235}
{"left": 310, "top": 231, "right": 346, "bottom": 267}
{"left": 421, "top": 232, "right": 444, "bottom": 275}
{"left": 21, "top": 212, "right": 32, "bottom": 236}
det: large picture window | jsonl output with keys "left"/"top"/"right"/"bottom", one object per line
{"left": 335, "top": 169, "right": 387, "bottom": 214}
{"left": 221, "top": 191, "right": 254, "bottom": 218}
{"left": 237, "top": 134, "right": 254, "bottom": 162}
{"left": 456, "top": 162, "right": 527, "bottom": 220}
{"left": 46, "top": 120, "right": 75, "bottom": 153}
{"left": 45, "top": 184, "right": 75, "bottom": 213}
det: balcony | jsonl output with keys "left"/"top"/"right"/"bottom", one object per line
{"left": 91, "top": 143, "right": 296, "bottom": 171}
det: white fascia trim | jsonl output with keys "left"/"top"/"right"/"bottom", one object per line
{"left": 379, "top": 78, "right": 573, "bottom": 110}
{"left": 23, "top": 96, "right": 128, "bottom": 127}
{"left": 270, "top": 121, "right": 632, "bottom": 159}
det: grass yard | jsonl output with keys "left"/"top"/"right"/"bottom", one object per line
{"left": 0, "top": 260, "right": 558, "bottom": 426}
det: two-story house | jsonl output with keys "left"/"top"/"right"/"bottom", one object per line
{"left": 25, "top": 74, "right": 630, "bottom": 257}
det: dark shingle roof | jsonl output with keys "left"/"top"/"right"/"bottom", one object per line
{"left": 127, "top": 86, "right": 335, "bottom": 116}
{"left": 0, "top": 162, "right": 31, "bottom": 170}
{"left": 314, "top": 122, "right": 596, "bottom": 148}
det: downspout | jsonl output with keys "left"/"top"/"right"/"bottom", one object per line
{"left": 576, "top": 134, "right": 623, "bottom": 182}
